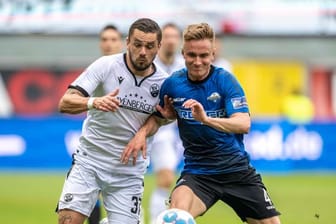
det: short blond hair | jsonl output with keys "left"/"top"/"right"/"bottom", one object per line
{"left": 183, "top": 23, "right": 215, "bottom": 43}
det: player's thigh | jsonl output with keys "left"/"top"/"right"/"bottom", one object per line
{"left": 102, "top": 175, "right": 144, "bottom": 224}
{"left": 170, "top": 185, "right": 206, "bottom": 217}
{"left": 57, "top": 163, "right": 100, "bottom": 217}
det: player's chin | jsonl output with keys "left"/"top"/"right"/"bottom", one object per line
{"left": 135, "top": 62, "right": 151, "bottom": 71}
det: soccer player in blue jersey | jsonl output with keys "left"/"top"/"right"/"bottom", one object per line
{"left": 122, "top": 23, "right": 281, "bottom": 224}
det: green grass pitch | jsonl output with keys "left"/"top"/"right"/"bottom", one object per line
{"left": 0, "top": 172, "right": 335, "bottom": 223}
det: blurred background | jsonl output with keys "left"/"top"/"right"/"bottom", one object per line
{"left": 0, "top": 0, "right": 336, "bottom": 223}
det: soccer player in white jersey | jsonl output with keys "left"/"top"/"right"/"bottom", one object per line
{"left": 149, "top": 22, "right": 185, "bottom": 224}
{"left": 56, "top": 18, "right": 168, "bottom": 224}
{"left": 88, "top": 24, "right": 124, "bottom": 224}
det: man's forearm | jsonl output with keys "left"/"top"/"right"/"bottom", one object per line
{"left": 58, "top": 94, "right": 89, "bottom": 114}
{"left": 141, "top": 115, "right": 163, "bottom": 137}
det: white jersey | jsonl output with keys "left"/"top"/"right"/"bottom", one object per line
{"left": 71, "top": 53, "right": 168, "bottom": 175}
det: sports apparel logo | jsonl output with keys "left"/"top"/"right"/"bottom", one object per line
{"left": 173, "top": 97, "right": 186, "bottom": 102}
{"left": 118, "top": 76, "right": 124, "bottom": 84}
{"left": 207, "top": 92, "right": 221, "bottom": 102}
{"left": 150, "top": 83, "right": 160, "bottom": 97}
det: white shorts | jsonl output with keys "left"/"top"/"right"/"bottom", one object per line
{"left": 150, "top": 122, "right": 181, "bottom": 172}
{"left": 57, "top": 162, "right": 144, "bottom": 224}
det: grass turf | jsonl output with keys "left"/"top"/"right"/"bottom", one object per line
{"left": 0, "top": 172, "right": 335, "bottom": 223}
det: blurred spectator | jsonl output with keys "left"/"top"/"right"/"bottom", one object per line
{"left": 282, "top": 88, "right": 315, "bottom": 124}
{"left": 99, "top": 24, "right": 123, "bottom": 56}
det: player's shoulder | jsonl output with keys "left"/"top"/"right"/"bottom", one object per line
{"left": 93, "top": 53, "right": 124, "bottom": 67}
{"left": 103, "top": 53, "right": 124, "bottom": 64}
{"left": 162, "top": 68, "right": 186, "bottom": 88}
{"left": 171, "top": 68, "right": 187, "bottom": 78}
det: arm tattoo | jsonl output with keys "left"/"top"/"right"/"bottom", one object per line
{"left": 66, "top": 88, "right": 84, "bottom": 97}
{"left": 58, "top": 214, "right": 73, "bottom": 224}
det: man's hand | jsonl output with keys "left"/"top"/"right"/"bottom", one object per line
{"left": 182, "top": 99, "right": 207, "bottom": 123}
{"left": 120, "top": 129, "right": 147, "bottom": 165}
{"left": 93, "top": 88, "right": 120, "bottom": 112}
{"left": 156, "top": 95, "right": 176, "bottom": 120}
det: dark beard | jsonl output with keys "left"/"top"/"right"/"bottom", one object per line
{"left": 129, "top": 52, "right": 152, "bottom": 71}
{"left": 131, "top": 59, "right": 152, "bottom": 71}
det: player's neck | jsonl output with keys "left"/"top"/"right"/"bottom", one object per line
{"left": 132, "top": 65, "right": 154, "bottom": 77}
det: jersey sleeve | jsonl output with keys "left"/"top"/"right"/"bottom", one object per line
{"left": 70, "top": 56, "right": 109, "bottom": 96}
{"left": 223, "top": 73, "right": 249, "bottom": 116}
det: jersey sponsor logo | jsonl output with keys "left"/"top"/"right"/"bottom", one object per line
{"left": 207, "top": 92, "right": 221, "bottom": 102}
{"left": 150, "top": 83, "right": 160, "bottom": 97}
{"left": 177, "top": 108, "right": 226, "bottom": 120}
{"left": 118, "top": 94, "right": 155, "bottom": 114}
{"left": 231, "top": 96, "right": 248, "bottom": 109}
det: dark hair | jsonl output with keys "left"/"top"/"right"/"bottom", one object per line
{"left": 100, "top": 24, "right": 121, "bottom": 36}
{"left": 162, "top": 22, "right": 181, "bottom": 34}
{"left": 128, "top": 18, "right": 162, "bottom": 43}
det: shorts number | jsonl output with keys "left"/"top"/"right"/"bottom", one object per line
{"left": 131, "top": 196, "right": 142, "bottom": 215}
{"left": 263, "top": 188, "right": 273, "bottom": 205}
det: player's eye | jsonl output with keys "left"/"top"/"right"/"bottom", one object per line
{"left": 186, "top": 52, "right": 196, "bottom": 58}
{"left": 146, "top": 44, "right": 155, "bottom": 49}
{"left": 134, "top": 43, "right": 142, "bottom": 48}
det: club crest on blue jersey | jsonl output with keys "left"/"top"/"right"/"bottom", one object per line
{"left": 150, "top": 83, "right": 160, "bottom": 97}
{"left": 231, "top": 96, "right": 248, "bottom": 109}
{"left": 207, "top": 92, "right": 221, "bottom": 102}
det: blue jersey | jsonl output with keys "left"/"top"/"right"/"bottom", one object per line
{"left": 159, "top": 66, "right": 250, "bottom": 175}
